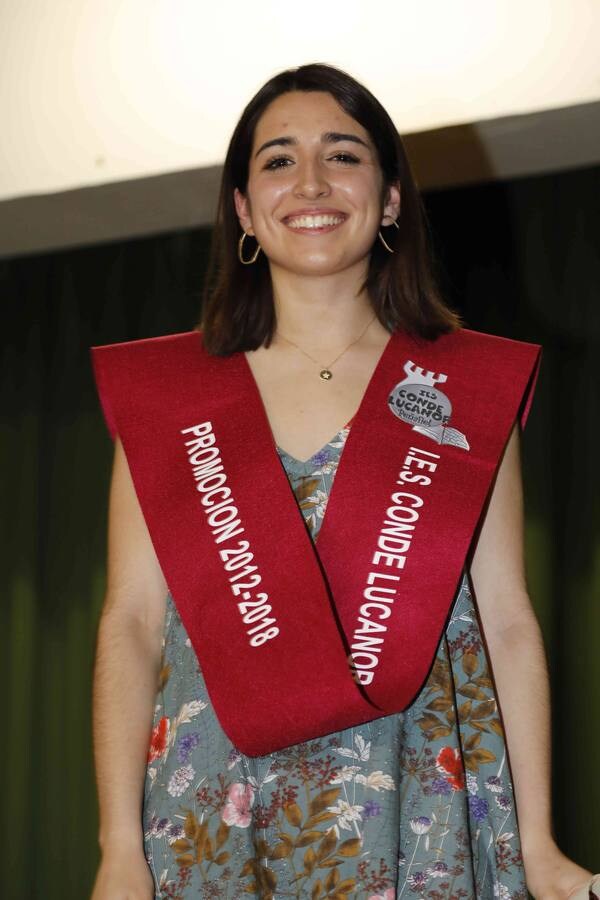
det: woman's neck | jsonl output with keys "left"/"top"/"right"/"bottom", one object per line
{"left": 269, "top": 260, "right": 384, "bottom": 351}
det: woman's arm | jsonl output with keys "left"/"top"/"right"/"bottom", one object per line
{"left": 469, "top": 423, "right": 593, "bottom": 899}
{"left": 91, "top": 438, "right": 168, "bottom": 899}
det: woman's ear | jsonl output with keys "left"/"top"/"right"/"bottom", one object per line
{"left": 381, "top": 182, "right": 401, "bottom": 225}
{"left": 233, "top": 188, "right": 255, "bottom": 236}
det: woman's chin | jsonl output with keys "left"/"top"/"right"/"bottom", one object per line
{"left": 269, "top": 251, "right": 368, "bottom": 279}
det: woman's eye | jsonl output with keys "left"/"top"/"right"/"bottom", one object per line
{"left": 330, "top": 153, "right": 359, "bottom": 164}
{"left": 264, "top": 156, "right": 292, "bottom": 170}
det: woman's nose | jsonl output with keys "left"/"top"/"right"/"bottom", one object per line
{"left": 293, "top": 160, "right": 331, "bottom": 199}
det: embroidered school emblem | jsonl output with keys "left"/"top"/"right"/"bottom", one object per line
{"left": 388, "top": 360, "right": 470, "bottom": 450}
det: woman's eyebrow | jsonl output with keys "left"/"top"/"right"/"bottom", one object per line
{"left": 322, "top": 131, "right": 370, "bottom": 149}
{"left": 254, "top": 131, "right": 370, "bottom": 158}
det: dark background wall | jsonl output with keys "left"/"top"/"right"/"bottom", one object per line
{"left": 1, "top": 163, "right": 598, "bottom": 897}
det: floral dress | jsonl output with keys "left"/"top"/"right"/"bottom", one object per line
{"left": 143, "top": 420, "right": 527, "bottom": 900}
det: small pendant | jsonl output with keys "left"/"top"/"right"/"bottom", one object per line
{"left": 319, "top": 369, "right": 333, "bottom": 381}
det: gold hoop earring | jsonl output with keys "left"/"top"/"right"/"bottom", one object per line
{"left": 238, "top": 231, "right": 261, "bottom": 265}
{"left": 377, "top": 217, "right": 400, "bottom": 254}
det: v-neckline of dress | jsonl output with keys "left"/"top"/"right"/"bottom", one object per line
{"left": 276, "top": 417, "right": 355, "bottom": 469}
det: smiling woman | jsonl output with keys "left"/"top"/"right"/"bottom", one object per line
{"left": 89, "top": 63, "right": 597, "bottom": 900}
{"left": 201, "top": 64, "right": 459, "bottom": 359}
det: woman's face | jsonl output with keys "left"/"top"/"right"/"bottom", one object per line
{"left": 234, "top": 91, "right": 400, "bottom": 278}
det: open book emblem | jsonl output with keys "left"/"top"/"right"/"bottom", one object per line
{"left": 388, "top": 360, "right": 470, "bottom": 451}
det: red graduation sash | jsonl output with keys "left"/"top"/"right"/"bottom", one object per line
{"left": 91, "top": 327, "right": 541, "bottom": 756}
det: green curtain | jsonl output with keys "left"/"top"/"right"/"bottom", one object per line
{"left": 2, "top": 165, "right": 598, "bottom": 898}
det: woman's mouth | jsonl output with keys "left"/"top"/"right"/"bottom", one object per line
{"left": 283, "top": 213, "right": 347, "bottom": 233}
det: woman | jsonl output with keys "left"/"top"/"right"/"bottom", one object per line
{"left": 90, "top": 64, "right": 596, "bottom": 899}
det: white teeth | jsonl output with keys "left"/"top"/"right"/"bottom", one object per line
{"left": 286, "top": 214, "right": 344, "bottom": 229}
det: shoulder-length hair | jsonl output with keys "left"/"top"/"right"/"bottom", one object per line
{"left": 200, "top": 63, "right": 461, "bottom": 354}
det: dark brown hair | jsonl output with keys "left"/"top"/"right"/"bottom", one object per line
{"left": 200, "top": 63, "right": 461, "bottom": 354}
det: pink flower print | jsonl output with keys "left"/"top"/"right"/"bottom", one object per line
{"left": 221, "top": 782, "right": 255, "bottom": 828}
{"left": 368, "top": 890, "right": 394, "bottom": 900}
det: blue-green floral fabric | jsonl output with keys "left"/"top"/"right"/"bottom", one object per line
{"left": 142, "top": 421, "right": 527, "bottom": 899}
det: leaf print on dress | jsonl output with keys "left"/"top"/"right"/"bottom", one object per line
{"left": 173, "top": 699, "right": 207, "bottom": 726}
{"left": 165, "top": 808, "right": 232, "bottom": 887}
{"left": 326, "top": 799, "right": 365, "bottom": 832}
{"left": 293, "top": 477, "right": 328, "bottom": 531}
{"left": 330, "top": 764, "right": 362, "bottom": 784}
{"left": 336, "top": 732, "right": 371, "bottom": 761}
{"left": 355, "top": 770, "right": 395, "bottom": 792}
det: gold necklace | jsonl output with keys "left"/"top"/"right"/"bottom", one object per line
{"left": 275, "top": 313, "right": 377, "bottom": 381}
